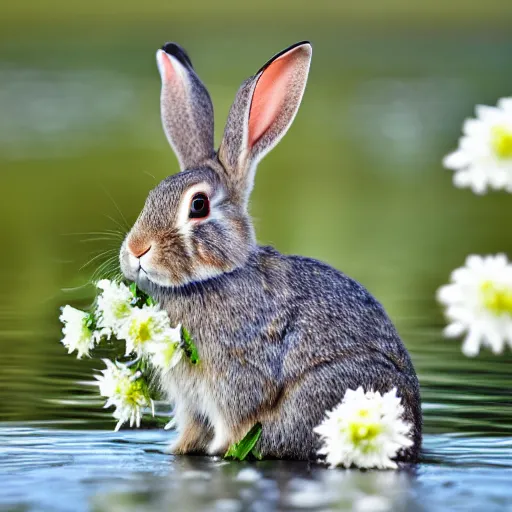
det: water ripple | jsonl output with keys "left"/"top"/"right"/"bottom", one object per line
{"left": 0, "top": 428, "right": 510, "bottom": 512}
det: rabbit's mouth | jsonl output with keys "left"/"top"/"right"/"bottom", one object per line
{"left": 119, "top": 238, "right": 185, "bottom": 289}
{"left": 119, "top": 239, "right": 153, "bottom": 286}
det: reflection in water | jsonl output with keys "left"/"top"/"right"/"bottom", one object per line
{"left": 1, "top": 428, "right": 511, "bottom": 512}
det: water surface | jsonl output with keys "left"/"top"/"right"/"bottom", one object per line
{"left": 2, "top": 428, "right": 512, "bottom": 512}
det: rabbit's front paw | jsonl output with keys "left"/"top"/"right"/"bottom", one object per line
{"left": 168, "top": 437, "right": 192, "bottom": 455}
{"left": 207, "top": 437, "right": 230, "bottom": 456}
{"left": 168, "top": 421, "right": 208, "bottom": 455}
{"left": 207, "top": 421, "right": 232, "bottom": 455}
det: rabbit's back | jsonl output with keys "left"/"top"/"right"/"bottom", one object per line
{"left": 253, "top": 247, "right": 422, "bottom": 459}
{"left": 266, "top": 249, "right": 414, "bottom": 376}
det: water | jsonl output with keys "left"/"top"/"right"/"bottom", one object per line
{"left": 1, "top": 13, "right": 512, "bottom": 512}
{"left": 1, "top": 428, "right": 511, "bottom": 512}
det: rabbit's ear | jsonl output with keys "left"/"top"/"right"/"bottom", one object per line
{"left": 156, "top": 43, "right": 214, "bottom": 171}
{"left": 218, "top": 41, "right": 312, "bottom": 203}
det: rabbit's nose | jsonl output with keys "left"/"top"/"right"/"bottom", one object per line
{"left": 128, "top": 242, "right": 152, "bottom": 259}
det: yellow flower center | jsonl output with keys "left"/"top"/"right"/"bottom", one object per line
{"left": 129, "top": 319, "right": 153, "bottom": 346}
{"left": 124, "top": 379, "right": 147, "bottom": 406}
{"left": 491, "top": 125, "right": 512, "bottom": 159}
{"left": 116, "top": 377, "right": 148, "bottom": 406}
{"left": 114, "top": 302, "right": 131, "bottom": 319}
{"left": 346, "top": 409, "right": 382, "bottom": 452}
{"left": 162, "top": 342, "right": 178, "bottom": 366}
{"left": 481, "top": 280, "right": 512, "bottom": 316}
{"left": 80, "top": 322, "right": 92, "bottom": 342}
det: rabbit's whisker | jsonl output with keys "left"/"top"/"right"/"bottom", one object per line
{"left": 79, "top": 237, "right": 123, "bottom": 244}
{"left": 143, "top": 170, "right": 158, "bottom": 183}
{"left": 90, "top": 256, "right": 121, "bottom": 283}
{"left": 104, "top": 214, "right": 130, "bottom": 235}
{"left": 80, "top": 249, "right": 119, "bottom": 272}
{"left": 101, "top": 187, "right": 131, "bottom": 231}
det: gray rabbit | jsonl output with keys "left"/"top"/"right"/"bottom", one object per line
{"left": 120, "top": 41, "right": 422, "bottom": 461}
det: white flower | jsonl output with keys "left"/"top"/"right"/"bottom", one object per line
{"left": 117, "top": 304, "right": 172, "bottom": 357}
{"left": 443, "top": 98, "right": 512, "bottom": 194}
{"left": 146, "top": 325, "right": 183, "bottom": 370}
{"left": 437, "top": 254, "right": 512, "bottom": 356}
{"left": 59, "top": 305, "right": 97, "bottom": 359}
{"left": 96, "top": 359, "right": 153, "bottom": 431}
{"left": 314, "top": 387, "right": 413, "bottom": 469}
{"left": 95, "top": 279, "right": 134, "bottom": 336}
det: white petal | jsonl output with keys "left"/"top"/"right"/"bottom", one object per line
{"left": 482, "top": 329, "right": 505, "bottom": 355}
{"left": 462, "top": 118, "right": 485, "bottom": 136}
{"left": 488, "top": 170, "right": 509, "bottom": 190}
{"left": 496, "top": 252, "right": 508, "bottom": 263}
{"left": 461, "top": 330, "right": 482, "bottom": 357}
{"left": 443, "top": 150, "right": 470, "bottom": 169}
{"left": 436, "top": 284, "right": 463, "bottom": 305}
{"left": 443, "top": 322, "right": 466, "bottom": 338}
{"left": 497, "top": 97, "right": 512, "bottom": 113}
{"left": 469, "top": 173, "right": 489, "bottom": 194}
{"left": 445, "top": 306, "right": 474, "bottom": 324}
{"left": 475, "top": 104, "right": 500, "bottom": 123}
{"left": 164, "top": 418, "right": 177, "bottom": 430}
{"left": 465, "top": 254, "right": 485, "bottom": 270}
{"left": 452, "top": 170, "right": 474, "bottom": 189}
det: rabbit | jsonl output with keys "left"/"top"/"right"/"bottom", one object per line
{"left": 119, "top": 41, "right": 422, "bottom": 462}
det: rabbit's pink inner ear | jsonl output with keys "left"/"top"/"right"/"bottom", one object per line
{"left": 157, "top": 51, "right": 174, "bottom": 81}
{"left": 247, "top": 51, "right": 299, "bottom": 149}
{"left": 157, "top": 50, "right": 185, "bottom": 86}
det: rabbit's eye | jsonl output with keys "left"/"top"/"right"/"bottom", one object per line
{"left": 189, "top": 193, "right": 210, "bottom": 219}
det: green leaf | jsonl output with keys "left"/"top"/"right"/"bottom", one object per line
{"left": 127, "top": 281, "right": 158, "bottom": 308}
{"left": 85, "top": 311, "right": 97, "bottom": 331}
{"left": 224, "top": 423, "right": 262, "bottom": 461}
{"left": 250, "top": 447, "right": 263, "bottom": 460}
{"left": 181, "top": 326, "right": 200, "bottom": 365}
{"left": 129, "top": 282, "right": 137, "bottom": 297}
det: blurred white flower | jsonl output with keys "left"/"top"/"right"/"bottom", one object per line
{"left": 437, "top": 254, "right": 512, "bottom": 356}
{"left": 59, "top": 305, "right": 96, "bottom": 359}
{"left": 314, "top": 387, "right": 413, "bottom": 469}
{"left": 118, "top": 305, "right": 171, "bottom": 357}
{"left": 95, "top": 279, "right": 133, "bottom": 336}
{"left": 443, "top": 97, "right": 512, "bottom": 194}
{"left": 146, "top": 325, "right": 183, "bottom": 370}
{"left": 96, "top": 359, "right": 153, "bottom": 431}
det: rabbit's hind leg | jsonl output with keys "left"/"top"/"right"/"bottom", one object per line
{"left": 257, "top": 358, "right": 421, "bottom": 461}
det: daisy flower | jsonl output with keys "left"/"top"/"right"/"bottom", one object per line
{"left": 146, "top": 325, "right": 183, "bottom": 370}
{"left": 96, "top": 359, "right": 154, "bottom": 431}
{"left": 59, "top": 305, "right": 97, "bottom": 359}
{"left": 95, "top": 279, "right": 134, "bottom": 336}
{"left": 117, "top": 304, "right": 172, "bottom": 357}
{"left": 437, "top": 254, "right": 512, "bottom": 356}
{"left": 443, "top": 97, "right": 512, "bottom": 194}
{"left": 314, "top": 387, "right": 413, "bottom": 469}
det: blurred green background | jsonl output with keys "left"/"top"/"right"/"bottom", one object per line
{"left": 1, "top": 0, "right": 511, "bottom": 435}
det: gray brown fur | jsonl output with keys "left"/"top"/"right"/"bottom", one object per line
{"left": 120, "top": 41, "right": 422, "bottom": 462}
